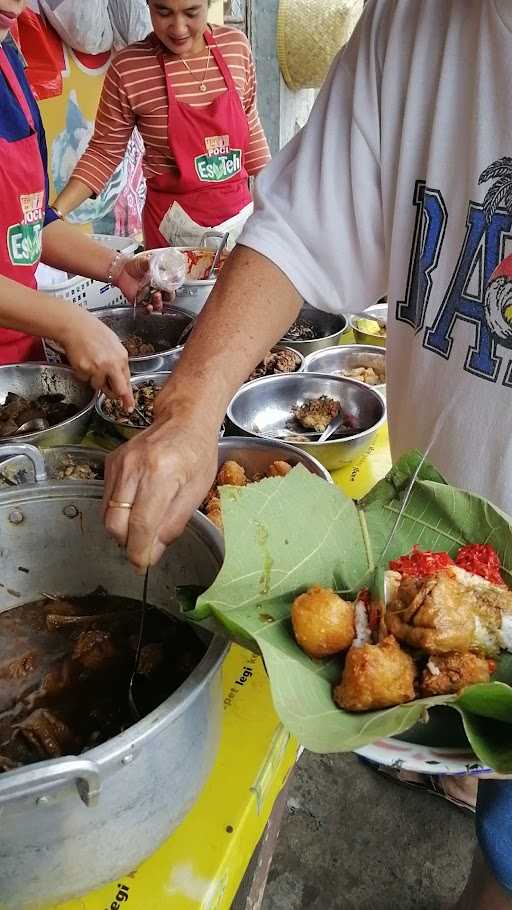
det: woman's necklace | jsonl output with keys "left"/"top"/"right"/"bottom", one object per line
{"left": 180, "top": 44, "right": 211, "bottom": 93}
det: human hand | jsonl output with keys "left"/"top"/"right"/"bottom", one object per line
{"left": 60, "top": 309, "right": 134, "bottom": 411}
{"left": 103, "top": 407, "right": 219, "bottom": 571}
{"left": 111, "top": 253, "right": 164, "bottom": 313}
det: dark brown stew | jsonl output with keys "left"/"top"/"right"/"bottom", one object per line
{"left": 0, "top": 591, "right": 206, "bottom": 772}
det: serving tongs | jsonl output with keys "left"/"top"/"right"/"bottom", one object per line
{"left": 206, "top": 231, "right": 229, "bottom": 278}
{"left": 128, "top": 568, "right": 149, "bottom": 722}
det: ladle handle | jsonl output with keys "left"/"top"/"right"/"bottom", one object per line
{"left": 0, "top": 444, "right": 47, "bottom": 484}
{"left": 0, "top": 757, "right": 101, "bottom": 809}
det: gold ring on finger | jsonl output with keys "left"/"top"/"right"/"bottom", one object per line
{"left": 108, "top": 500, "right": 133, "bottom": 510}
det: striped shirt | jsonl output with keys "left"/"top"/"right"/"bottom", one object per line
{"left": 73, "top": 25, "right": 271, "bottom": 196}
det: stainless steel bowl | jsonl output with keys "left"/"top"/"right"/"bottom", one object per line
{"left": 0, "top": 363, "right": 95, "bottom": 446}
{"left": 227, "top": 373, "right": 387, "bottom": 470}
{"left": 280, "top": 304, "right": 348, "bottom": 355}
{"left": 304, "top": 345, "right": 386, "bottom": 396}
{"left": 89, "top": 306, "right": 192, "bottom": 375}
{"left": 96, "top": 371, "right": 172, "bottom": 441}
{"left": 350, "top": 302, "right": 388, "bottom": 347}
{"left": 0, "top": 443, "right": 106, "bottom": 486}
{"left": 216, "top": 436, "right": 332, "bottom": 483}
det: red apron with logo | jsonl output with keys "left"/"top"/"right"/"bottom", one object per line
{"left": 0, "top": 47, "right": 45, "bottom": 363}
{"left": 143, "top": 30, "right": 252, "bottom": 249}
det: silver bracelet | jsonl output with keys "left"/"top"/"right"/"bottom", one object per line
{"left": 106, "top": 251, "right": 126, "bottom": 286}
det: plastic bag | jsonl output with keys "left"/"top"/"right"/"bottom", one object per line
{"left": 16, "top": 7, "right": 64, "bottom": 100}
{"left": 108, "top": 0, "right": 152, "bottom": 49}
{"left": 38, "top": 0, "right": 113, "bottom": 55}
{"left": 148, "top": 249, "right": 187, "bottom": 293}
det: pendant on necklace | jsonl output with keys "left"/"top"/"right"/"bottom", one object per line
{"left": 200, "top": 83, "right": 207, "bottom": 92}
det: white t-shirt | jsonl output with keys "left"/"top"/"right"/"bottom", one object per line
{"left": 240, "top": 0, "right": 512, "bottom": 514}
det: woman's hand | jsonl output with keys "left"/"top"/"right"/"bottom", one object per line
{"left": 103, "top": 410, "right": 219, "bottom": 571}
{"left": 111, "top": 253, "right": 164, "bottom": 312}
{"left": 59, "top": 309, "right": 134, "bottom": 411}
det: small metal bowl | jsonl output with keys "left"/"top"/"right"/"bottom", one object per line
{"left": 350, "top": 302, "right": 388, "bottom": 347}
{"left": 247, "top": 346, "right": 305, "bottom": 382}
{"left": 304, "top": 345, "right": 386, "bottom": 397}
{"left": 44, "top": 307, "right": 193, "bottom": 375}
{"left": 96, "top": 372, "right": 172, "bottom": 441}
{"left": 216, "top": 437, "right": 332, "bottom": 483}
{"left": 0, "top": 363, "right": 95, "bottom": 446}
{"left": 0, "top": 444, "right": 105, "bottom": 486}
{"left": 227, "top": 373, "right": 386, "bottom": 471}
{"left": 280, "top": 304, "right": 348, "bottom": 355}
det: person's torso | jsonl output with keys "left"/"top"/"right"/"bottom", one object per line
{"left": 112, "top": 25, "right": 252, "bottom": 180}
{"left": 370, "top": 0, "right": 512, "bottom": 511}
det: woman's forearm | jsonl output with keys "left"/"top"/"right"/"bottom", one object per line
{"left": 0, "top": 274, "right": 77, "bottom": 341}
{"left": 41, "top": 220, "right": 115, "bottom": 282}
{"left": 52, "top": 178, "right": 95, "bottom": 217}
{"left": 155, "top": 245, "right": 302, "bottom": 427}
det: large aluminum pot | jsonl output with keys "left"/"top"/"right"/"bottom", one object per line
{"left": 0, "top": 481, "right": 227, "bottom": 909}
{"left": 0, "top": 363, "right": 95, "bottom": 446}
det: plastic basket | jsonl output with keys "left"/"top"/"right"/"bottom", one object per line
{"left": 40, "top": 235, "right": 139, "bottom": 364}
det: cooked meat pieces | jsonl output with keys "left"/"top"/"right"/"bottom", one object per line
{"left": 0, "top": 391, "right": 78, "bottom": 438}
{"left": 386, "top": 571, "right": 477, "bottom": 654}
{"left": 123, "top": 334, "right": 156, "bottom": 357}
{"left": 56, "top": 454, "right": 102, "bottom": 481}
{"left": 0, "top": 593, "right": 208, "bottom": 773}
{"left": 104, "top": 381, "right": 159, "bottom": 426}
{"left": 202, "top": 459, "right": 295, "bottom": 529}
{"left": 137, "top": 643, "right": 164, "bottom": 677}
{"left": 248, "top": 349, "right": 301, "bottom": 381}
{"left": 293, "top": 396, "right": 341, "bottom": 433}
{"left": 284, "top": 318, "right": 319, "bottom": 341}
{"left": 292, "top": 586, "right": 355, "bottom": 659}
{"left": 420, "top": 652, "right": 494, "bottom": 697}
{"left": 334, "top": 635, "right": 416, "bottom": 712}
{"left": 72, "top": 630, "right": 117, "bottom": 672}
{"left": 14, "top": 709, "right": 78, "bottom": 759}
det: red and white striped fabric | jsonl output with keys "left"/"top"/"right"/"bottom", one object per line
{"left": 73, "top": 24, "right": 271, "bottom": 195}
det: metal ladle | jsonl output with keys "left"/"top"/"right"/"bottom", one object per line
{"left": 128, "top": 568, "right": 149, "bottom": 723}
{"left": 206, "top": 232, "right": 229, "bottom": 279}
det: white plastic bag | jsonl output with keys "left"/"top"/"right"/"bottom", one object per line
{"left": 38, "top": 0, "right": 113, "bottom": 54}
{"left": 38, "top": 0, "right": 151, "bottom": 53}
{"left": 148, "top": 249, "right": 187, "bottom": 293}
{"left": 107, "top": 0, "right": 152, "bottom": 49}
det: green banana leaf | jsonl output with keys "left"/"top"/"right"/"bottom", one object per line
{"left": 184, "top": 451, "right": 512, "bottom": 771}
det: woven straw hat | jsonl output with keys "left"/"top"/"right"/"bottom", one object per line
{"left": 277, "top": 0, "right": 364, "bottom": 91}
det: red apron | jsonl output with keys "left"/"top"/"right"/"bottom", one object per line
{"left": 143, "top": 30, "right": 252, "bottom": 249}
{"left": 0, "top": 47, "right": 45, "bottom": 363}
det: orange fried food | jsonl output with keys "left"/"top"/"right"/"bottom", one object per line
{"left": 266, "top": 460, "right": 293, "bottom": 478}
{"left": 386, "top": 570, "right": 476, "bottom": 654}
{"left": 420, "top": 651, "right": 494, "bottom": 697}
{"left": 292, "top": 586, "right": 354, "bottom": 659}
{"left": 216, "top": 460, "right": 247, "bottom": 487}
{"left": 334, "top": 635, "right": 416, "bottom": 712}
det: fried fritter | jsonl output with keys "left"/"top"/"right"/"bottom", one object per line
{"left": 292, "top": 586, "right": 355, "bottom": 659}
{"left": 334, "top": 635, "right": 416, "bottom": 712}
{"left": 216, "top": 460, "right": 247, "bottom": 487}
{"left": 420, "top": 651, "right": 494, "bottom": 697}
{"left": 293, "top": 396, "right": 341, "bottom": 433}
{"left": 267, "top": 460, "right": 294, "bottom": 478}
{"left": 386, "top": 570, "right": 476, "bottom": 654}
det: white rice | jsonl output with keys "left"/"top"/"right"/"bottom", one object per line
{"left": 499, "top": 615, "right": 512, "bottom": 652}
{"left": 353, "top": 599, "right": 371, "bottom": 648}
